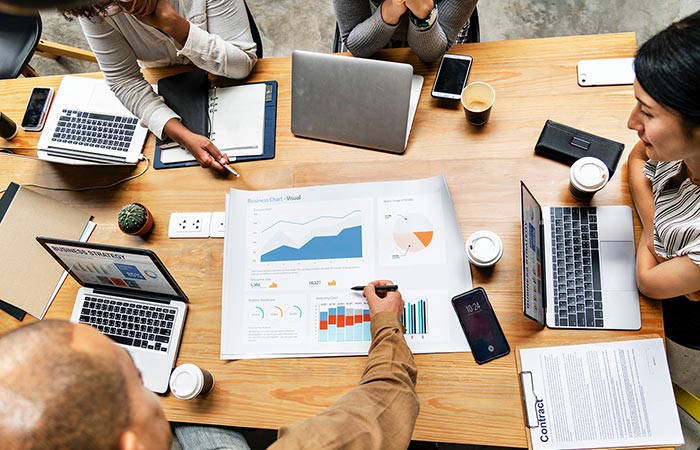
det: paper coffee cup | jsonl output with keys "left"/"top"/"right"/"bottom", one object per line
{"left": 466, "top": 230, "right": 503, "bottom": 268}
{"left": 169, "top": 363, "right": 215, "bottom": 400}
{"left": 461, "top": 82, "right": 495, "bottom": 126}
{"left": 569, "top": 157, "right": 609, "bottom": 201}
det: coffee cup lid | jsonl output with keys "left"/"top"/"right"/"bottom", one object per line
{"left": 466, "top": 230, "right": 503, "bottom": 267}
{"left": 570, "top": 157, "right": 609, "bottom": 191}
{"left": 169, "top": 363, "right": 204, "bottom": 400}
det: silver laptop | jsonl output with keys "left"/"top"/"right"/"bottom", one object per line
{"left": 291, "top": 50, "right": 424, "bottom": 154}
{"left": 520, "top": 181, "right": 641, "bottom": 330}
{"left": 37, "top": 237, "right": 188, "bottom": 393}
{"left": 37, "top": 76, "right": 148, "bottom": 165}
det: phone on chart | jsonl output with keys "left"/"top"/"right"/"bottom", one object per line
{"left": 451, "top": 287, "right": 510, "bottom": 364}
{"left": 431, "top": 53, "right": 473, "bottom": 99}
{"left": 21, "top": 86, "right": 54, "bottom": 132}
{"left": 577, "top": 57, "right": 635, "bottom": 87}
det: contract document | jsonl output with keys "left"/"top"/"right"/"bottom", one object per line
{"left": 518, "top": 338, "right": 683, "bottom": 450}
{"left": 221, "top": 175, "right": 472, "bottom": 359}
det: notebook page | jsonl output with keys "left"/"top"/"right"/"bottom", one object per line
{"left": 208, "top": 83, "right": 266, "bottom": 158}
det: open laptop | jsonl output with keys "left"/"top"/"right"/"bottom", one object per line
{"left": 291, "top": 50, "right": 424, "bottom": 154}
{"left": 519, "top": 181, "right": 641, "bottom": 330}
{"left": 37, "top": 237, "right": 188, "bottom": 393}
{"left": 37, "top": 76, "right": 148, "bottom": 165}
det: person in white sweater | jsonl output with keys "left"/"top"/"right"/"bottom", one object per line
{"left": 64, "top": 0, "right": 258, "bottom": 173}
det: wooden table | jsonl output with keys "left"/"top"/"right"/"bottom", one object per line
{"left": 1, "top": 33, "right": 662, "bottom": 447}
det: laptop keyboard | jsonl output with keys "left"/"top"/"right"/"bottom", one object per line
{"left": 550, "top": 207, "right": 604, "bottom": 328}
{"left": 79, "top": 296, "right": 176, "bottom": 353}
{"left": 51, "top": 109, "right": 137, "bottom": 151}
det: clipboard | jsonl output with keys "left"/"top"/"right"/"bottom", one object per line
{"left": 154, "top": 80, "right": 277, "bottom": 169}
{"left": 515, "top": 334, "right": 680, "bottom": 450}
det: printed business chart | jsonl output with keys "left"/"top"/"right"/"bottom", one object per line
{"left": 221, "top": 176, "right": 471, "bottom": 359}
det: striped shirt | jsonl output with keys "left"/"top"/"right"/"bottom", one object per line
{"left": 644, "top": 159, "right": 700, "bottom": 266}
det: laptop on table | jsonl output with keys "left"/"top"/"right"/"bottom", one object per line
{"left": 291, "top": 50, "right": 424, "bottom": 154}
{"left": 37, "top": 76, "right": 148, "bottom": 165}
{"left": 519, "top": 181, "right": 641, "bottom": 330}
{"left": 37, "top": 237, "right": 188, "bottom": 393}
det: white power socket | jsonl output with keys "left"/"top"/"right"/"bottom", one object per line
{"left": 209, "top": 212, "right": 226, "bottom": 238}
{"left": 168, "top": 212, "right": 212, "bottom": 238}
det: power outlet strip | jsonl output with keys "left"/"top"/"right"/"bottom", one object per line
{"left": 168, "top": 212, "right": 212, "bottom": 238}
{"left": 209, "top": 212, "right": 226, "bottom": 238}
{"left": 168, "top": 212, "right": 226, "bottom": 238}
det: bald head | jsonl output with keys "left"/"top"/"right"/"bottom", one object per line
{"left": 0, "top": 321, "right": 131, "bottom": 450}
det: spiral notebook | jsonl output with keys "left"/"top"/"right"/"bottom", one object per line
{"left": 154, "top": 70, "right": 277, "bottom": 169}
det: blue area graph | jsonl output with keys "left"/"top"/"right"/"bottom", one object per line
{"left": 261, "top": 225, "right": 362, "bottom": 262}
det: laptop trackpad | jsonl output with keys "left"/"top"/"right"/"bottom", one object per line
{"left": 599, "top": 240, "right": 637, "bottom": 291}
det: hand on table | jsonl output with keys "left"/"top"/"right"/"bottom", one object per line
{"left": 163, "top": 118, "right": 233, "bottom": 174}
{"left": 362, "top": 280, "right": 404, "bottom": 319}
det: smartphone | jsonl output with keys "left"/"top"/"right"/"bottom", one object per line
{"left": 431, "top": 53, "right": 473, "bottom": 99}
{"left": 577, "top": 57, "right": 635, "bottom": 87}
{"left": 451, "top": 287, "right": 510, "bottom": 364}
{"left": 21, "top": 86, "right": 54, "bottom": 132}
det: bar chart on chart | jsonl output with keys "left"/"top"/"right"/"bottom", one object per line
{"left": 317, "top": 298, "right": 430, "bottom": 343}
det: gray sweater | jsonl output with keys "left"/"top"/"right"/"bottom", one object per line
{"left": 333, "top": 0, "right": 477, "bottom": 63}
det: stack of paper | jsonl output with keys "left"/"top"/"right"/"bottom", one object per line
{"left": 220, "top": 175, "right": 473, "bottom": 359}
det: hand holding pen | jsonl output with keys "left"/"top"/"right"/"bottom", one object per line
{"left": 355, "top": 281, "right": 404, "bottom": 318}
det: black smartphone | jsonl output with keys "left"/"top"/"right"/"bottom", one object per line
{"left": 451, "top": 287, "right": 510, "bottom": 364}
{"left": 21, "top": 86, "right": 54, "bottom": 132}
{"left": 431, "top": 53, "right": 473, "bottom": 100}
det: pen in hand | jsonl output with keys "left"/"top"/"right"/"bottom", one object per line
{"left": 223, "top": 163, "right": 240, "bottom": 177}
{"left": 350, "top": 284, "right": 398, "bottom": 292}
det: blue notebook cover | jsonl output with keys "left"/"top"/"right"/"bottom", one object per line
{"left": 154, "top": 80, "right": 277, "bottom": 169}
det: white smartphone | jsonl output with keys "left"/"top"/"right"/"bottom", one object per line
{"left": 577, "top": 57, "right": 635, "bottom": 87}
{"left": 431, "top": 53, "right": 473, "bottom": 100}
{"left": 21, "top": 86, "right": 54, "bottom": 132}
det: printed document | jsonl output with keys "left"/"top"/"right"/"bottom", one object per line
{"left": 519, "top": 338, "right": 683, "bottom": 450}
{"left": 221, "top": 175, "right": 472, "bottom": 359}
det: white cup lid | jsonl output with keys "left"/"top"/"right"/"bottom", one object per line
{"left": 570, "top": 157, "right": 609, "bottom": 191}
{"left": 169, "top": 363, "right": 204, "bottom": 400}
{"left": 466, "top": 230, "right": 503, "bottom": 267}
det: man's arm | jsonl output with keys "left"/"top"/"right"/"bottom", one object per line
{"left": 333, "top": 0, "right": 401, "bottom": 58}
{"left": 269, "top": 283, "right": 419, "bottom": 450}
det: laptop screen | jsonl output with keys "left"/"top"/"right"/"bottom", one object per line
{"left": 520, "top": 182, "right": 545, "bottom": 325}
{"left": 37, "top": 238, "right": 186, "bottom": 300}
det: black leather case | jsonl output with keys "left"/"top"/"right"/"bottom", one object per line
{"left": 156, "top": 69, "right": 209, "bottom": 145}
{"left": 534, "top": 119, "right": 624, "bottom": 177}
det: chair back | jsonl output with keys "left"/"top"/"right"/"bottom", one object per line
{"left": 0, "top": 12, "right": 42, "bottom": 79}
{"left": 244, "top": 1, "right": 263, "bottom": 59}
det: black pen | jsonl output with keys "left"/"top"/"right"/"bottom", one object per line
{"left": 350, "top": 285, "right": 398, "bottom": 292}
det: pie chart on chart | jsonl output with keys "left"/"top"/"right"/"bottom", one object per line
{"left": 392, "top": 214, "right": 434, "bottom": 253}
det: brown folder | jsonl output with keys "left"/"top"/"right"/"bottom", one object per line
{"left": 0, "top": 185, "right": 91, "bottom": 318}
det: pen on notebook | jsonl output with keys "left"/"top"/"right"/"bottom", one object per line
{"left": 350, "top": 285, "right": 398, "bottom": 292}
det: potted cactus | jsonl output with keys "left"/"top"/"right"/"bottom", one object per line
{"left": 117, "top": 203, "right": 154, "bottom": 236}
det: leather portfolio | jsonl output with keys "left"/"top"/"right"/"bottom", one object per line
{"left": 534, "top": 119, "right": 625, "bottom": 177}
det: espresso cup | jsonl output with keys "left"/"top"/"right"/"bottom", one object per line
{"left": 466, "top": 230, "right": 503, "bottom": 268}
{"left": 460, "top": 82, "right": 495, "bottom": 126}
{"left": 169, "top": 363, "right": 215, "bottom": 400}
{"left": 0, "top": 112, "right": 18, "bottom": 140}
{"left": 569, "top": 157, "right": 609, "bottom": 201}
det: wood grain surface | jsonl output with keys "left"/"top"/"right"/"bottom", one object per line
{"left": 0, "top": 33, "right": 663, "bottom": 447}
